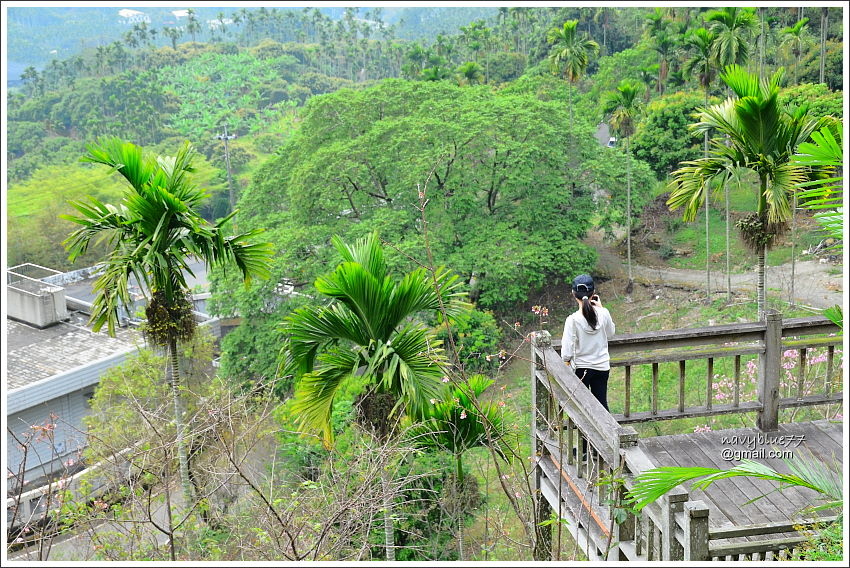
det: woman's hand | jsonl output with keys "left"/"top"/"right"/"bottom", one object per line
{"left": 590, "top": 295, "right": 602, "bottom": 307}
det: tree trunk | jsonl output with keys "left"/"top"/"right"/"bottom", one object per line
{"left": 820, "top": 8, "right": 827, "bottom": 84}
{"left": 726, "top": 177, "right": 732, "bottom": 301}
{"left": 757, "top": 244, "right": 766, "bottom": 320}
{"left": 568, "top": 79, "right": 573, "bottom": 142}
{"left": 759, "top": 7, "right": 765, "bottom": 77}
{"left": 790, "top": 189, "right": 797, "bottom": 306}
{"left": 704, "top": 86, "right": 711, "bottom": 302}
{"left": 456, "top": 453, "right": 465, "bottom": 561}
{"left": 381, "top": 467, "right": 395, "bottom": 561}
{"left": 757, "top": 175, "right": 768, "bottom": 320}
{"left": 167, "top": 337, "right": 194, "bottom": 507}
{"left": 626, "top": 136, "right": 633, "bottom": 286}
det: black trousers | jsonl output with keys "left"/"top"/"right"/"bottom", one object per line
{"left": 574, "top": 368, "right": 609, "bottom": 458}
{"left": 575, "top": 367, "right": 610, "bottom": 411}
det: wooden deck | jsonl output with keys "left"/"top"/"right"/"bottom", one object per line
{"left": 529, "top": 314, "right": 843, "bottom": 561}
{"left": 640, "top": 420, "right": 842, "bottom": 534}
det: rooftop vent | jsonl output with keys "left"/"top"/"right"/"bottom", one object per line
{"left": 7, "top": 264, "right": 68, "bottom": 328}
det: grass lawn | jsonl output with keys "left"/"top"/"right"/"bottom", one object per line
{"left": 653, "top": 173, "right": 829, "bottom": 271}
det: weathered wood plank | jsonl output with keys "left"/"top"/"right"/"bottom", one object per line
{"left": 613, "top": 401, "right": 761, "bottom": 424}
{"left": 709, "top": 515, "right": 838, "bottom": 539}
{"left": 779, "top": 423, "right": 843, "bottom": 471}
{"left": 552, "top": 315, "right": 837, "bottom": 355}
{"left": 733, "top": 355, "right": 741, "bottom": 407}
{"left": 782, "top": 335, "right": 842, "bottom": 349}
{"left": 804, "top": 420, "right": 843, "bottom": 457}
{"left": 654, "top": 434, "right": 770, "bottom": 526}
{"left": 536, "top": 347, "right": 620, "bottom": 464}
{"left": 683, "top": 500, "right": 710, "bottom": 561}
{"left": 780, "top": 316, "right": 841, "bottom": 338}
{"left": 778, "top": 393, "right": 844, "bottom": 409}
{"left": 652, "top": 363, "right": 658, "bottom": 415}
{"left": 709, "top": 536, "right": 807, "bottom": 556}
{"left": 637, "top": 439, "right": 731, "bottom": 528}
{"left": 610, "top": 345, "right": 763, "bottom": 367}
{"left": 607, "top": 322, "right": 767, "bottom": 355}
{"left": 693, "top": 430, "right": 810, "bottom": 526}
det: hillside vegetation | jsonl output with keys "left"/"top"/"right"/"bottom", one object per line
{"left": 6, "top": 6, "right": 843, "bottom": 562}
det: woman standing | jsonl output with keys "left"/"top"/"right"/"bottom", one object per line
{"left": 561, "top": 274, "right": 615, "bottom": 410}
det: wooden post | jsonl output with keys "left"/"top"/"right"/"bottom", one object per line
{"left": 531, "top": 331, "right": 552, "bottom": 561}
{"left": 662, "top": 489, "right": 688, "bottom": 560}
{"left": 683, "top": 500, "right": 710, "bottom": 561}
{"left": 757, "top": 311, "right": 782, "bottom": 431}
{"left": 616, "top": 429, "right": 638, "bottom": 559}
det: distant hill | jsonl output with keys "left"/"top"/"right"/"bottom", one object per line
{"left": 5, "top": 5, "right": 497, "bottom": 80}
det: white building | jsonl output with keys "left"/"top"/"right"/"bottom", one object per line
{"left": 5, "top": 263, "right": 219, "bottom": 500}
{"left": 207, "top": 18, "right": 234, "bottom": 30}
{"left": 118, "top": 9, "right": 150, "bottom": 25}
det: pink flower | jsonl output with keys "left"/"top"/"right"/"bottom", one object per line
{"left": 459, "top": 411, "right": 467, "bottom": 419}
{"left": 442, "top": 377, "right": 450, "bottom": 383}
{"left": 498, "top": 401, "right": 506, "bottom": 407}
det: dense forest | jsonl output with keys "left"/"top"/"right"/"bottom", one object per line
{"left": 5, "top": 5, "right": 844, "bottom": 562}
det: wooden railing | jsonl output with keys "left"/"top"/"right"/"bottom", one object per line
{"left": 551, "top": 312, "right": 842, "bottom": 429}
{"left": 532, "top": 330, "right": 687, "bottom": 560}
{"left": 531, "top": 312, "right": 842, "bottom": 561}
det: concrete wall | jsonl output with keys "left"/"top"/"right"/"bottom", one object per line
{"left": 7, "top": 286, "right": 67, "bottom": 328}
{"left": 7, "top": 390, "right": 91, "bottom": 490}
{"left": 41, "top": 265, "right": 102, "bottom": 287}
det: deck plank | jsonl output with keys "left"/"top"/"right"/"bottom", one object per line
{"left": 637, "top": 420, "right": 842, "bottom": 536}
{"left": 692, "top": 430, "right": 813, "bottom": 522}
{"left": 634, "top": 436, "right": 735, "bottom": 528}
{"left": 645, "top": 434, "right": 764, "bottom": 527}
{"left": 810, "top": 419, "right": 844, "bottom": 452}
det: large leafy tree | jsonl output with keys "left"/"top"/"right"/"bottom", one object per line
{"left": 63, "top": 138, "right": 273, "bottom": 505}
{"left": 211, "top": 81, "right": 646, "bottom": 385}
{"left": 281, "top": 231, "right": 468, "bottom": 560}
{"left": 667, "top": 66, "right": 830, "bottom": 319}
{"left": 602, "top": 79, "right": 643, "bottom": 292}
{"left": 546, "top": 19, "right": 599, "bottom": 140}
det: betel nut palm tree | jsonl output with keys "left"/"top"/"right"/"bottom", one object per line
{"left": 780, "top": 17, "right": 812, "bottom": 86}
{"left": 281, "top": 231, "right": 468, "bottom": 560}
{"left": 63, "top": 137, "right": 273, "bottom": 505}
{"left": 407, "top": 374, "right": 516, "bottom": 560}
{"left": 667, "top": 66, "right": 831, "bottom": 319}
{"left": 705, "top": 6, "right": 758, "bottom": 70}
{"left": 546, "top": 19, "right": 599, "bottom": 140}
{"left": 602, "top": 79, "right": 642, "bottom": 294}
{"left": 683, "top": 26, "right": 719, "bottom": 301}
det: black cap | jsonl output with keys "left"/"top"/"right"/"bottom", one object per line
{"left": 572, "top": 274, "right": 595, "bottom": 296}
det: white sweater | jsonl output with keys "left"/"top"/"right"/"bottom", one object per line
{"left": 560, "top": 306, "right": 615, "bottom": 371}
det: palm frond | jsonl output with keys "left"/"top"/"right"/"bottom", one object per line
{"left": 627, "top": 455, "right": 843, "bottom": 513}
{"left": 291, "top": 348, "right": 362, "bottom": 447}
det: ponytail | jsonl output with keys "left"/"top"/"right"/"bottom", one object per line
{"left": 579, "top": 295, "right": 599, "bottom": 330}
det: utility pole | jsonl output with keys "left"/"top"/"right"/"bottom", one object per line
{"left": 216, "top": 124, "right": 237, "bottom": 214}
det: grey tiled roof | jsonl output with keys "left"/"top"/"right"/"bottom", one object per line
{"left": 6, "top": 315, "right": 142, "bottom": 390}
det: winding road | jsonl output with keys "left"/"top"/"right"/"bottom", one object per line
{"left": 591, "top": 235, "right": 844, "bottom": 311}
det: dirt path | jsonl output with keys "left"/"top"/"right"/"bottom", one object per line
{"left": 588, "top": 231, "right": 843, "bottom": 310}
